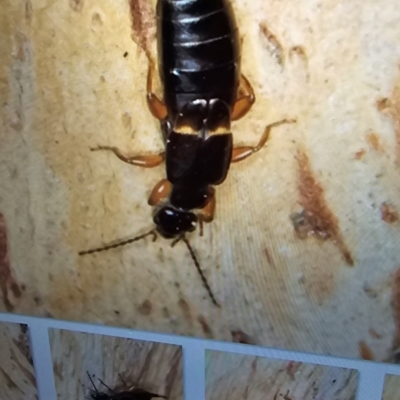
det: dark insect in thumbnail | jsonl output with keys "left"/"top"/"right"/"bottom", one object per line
{"left": 86, "top": 372, "right": 167, "bottom": 400}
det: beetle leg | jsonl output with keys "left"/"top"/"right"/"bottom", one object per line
{"left": 90, "top": 146, "right": 165, "bottom": 168}
{"left": 146, "top": 59, "right": 168, "bottom": 120}
{"left": 231, "top": 119, "right": 296, "bottom": 163}
{"left": 231, "top": 74, "right": 256, "bottom": 121}
{"left": 148, "top": 178, "right": 172, "bottom": 206}
{"left": 197, "top": 190, "right": 216, "bottom": 237}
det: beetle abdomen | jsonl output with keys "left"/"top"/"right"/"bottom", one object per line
{"left": 157, "top": 0, "right": 240, "bottom": 114}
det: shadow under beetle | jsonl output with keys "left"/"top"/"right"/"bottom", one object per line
{"left": 86, "top": 372, "right": 167, "bottom": 400}
{"left": 79, "top": 0, "right": 296, "bottom": 306}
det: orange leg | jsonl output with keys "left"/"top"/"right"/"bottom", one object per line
{"left": 90, "top": 146, "right": 165, "bottom": 168}
{"left": 231, "top": 74, "right": 256, "bottom": 121}
{"left": 148, "top": 178, "right": 171, "bottom": 206}
{"left": 232, "top": 119, "right": 296, "bottom": 163}
{"left": 197, "top": 190, "right": 216, "bottom": 237}
{"left": 146, "top": 59, "right": 168, "bottom": 120}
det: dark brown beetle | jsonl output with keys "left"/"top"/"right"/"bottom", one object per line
{"left": 86, "top": 372, "right": 167, "bottom": 400}
{"left": 79, "top": 0, "right": 295, "bottom": 306}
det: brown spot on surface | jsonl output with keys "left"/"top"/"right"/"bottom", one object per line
{"left": 69, "top": 0, "right": 83, "bottom": 12}
{"left": 363, "top": 282, "right": 378, "bottom": 298}
{"left": 358, "top": 340, "right": 375, "bottom": 360}
{"left": 0, "top": 214, "right": 21, "bottom": 311}
{"left": 366, "top": 132, "right": 384, "bottom": 152}
{"left": 259, "top": 23, "right": 284, "bottom": 66}
{"left": 293, "top": 150, "right": 354, "bottom": 266}
{"left": 377, "top": 66, "right": 400, "bottom": 163}
{"left": 391, "top": 267, "right": 400, "bottom": 349}
{"left": 263, "top": 246, "right": 275, "bottom": 268}
{"left": 178, "top": 298, "right": 192, "bottom": 323}
{"left": 10, "top": 282, "right": 21, "bottom": 298}
{"left": 354, "top": 149, "right": 366, "bottom": 160}
{"left": 197, "top": 315, "right": 213, "bottom": 338}
{"left": 53, "top": 362, "right": 63, "bottom": 380}
{"left": 231, "top": 330, "right": 256, "bottom": 345}
{"left": 286, "top": 361, "right": 301, "bottom": 381}
{"left": 138, "top": 299, "right": 152, "bottom": 316}
{"left": 380, "top": 202, "right": 399, "bottom": 224}
{"left": 91, "top": 12, "right": 103, "bottom": 26}
{"left": 129, "top": 0, "right": 156, "bottom": 59}
{"left": 369, "top": 328, "right": 382, "bottom": 339}
{"left": 377, "top": 97, "right": 391, "bottom": 111}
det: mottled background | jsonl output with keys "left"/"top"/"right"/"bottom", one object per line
{"left": 1, "top": 0, "right": 400, "bottom": 363}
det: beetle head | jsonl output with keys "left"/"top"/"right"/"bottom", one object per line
{"left": 153, "top": 206, "right": 197, "bottom": 238}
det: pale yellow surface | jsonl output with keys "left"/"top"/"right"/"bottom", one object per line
{"left": 0, "top": 322, "right": 37, "bottom": 400}
{"left": 206, "top": 351, "right": 358, "bottom": 400}
{"left": 383, "top": 374, "right": 400, "bottom": 400}
{"left": 1, "top": 0, "right": 400, "bottom": 361}
{"left": 49, "top": 329, "right": 182, "bottom": 400}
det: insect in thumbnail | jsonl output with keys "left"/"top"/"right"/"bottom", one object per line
{"left": 79, "top": 0, "right": 295, "bottom": 306}
{"left": 86, "top": 372, "right": 167, "bottom": 400}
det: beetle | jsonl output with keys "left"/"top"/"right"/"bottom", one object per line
{"left": 86, "top": 372, "right": 167, "bottom": 400}
{"left": 79, "top": 0, "right": 295, "bottom": 306}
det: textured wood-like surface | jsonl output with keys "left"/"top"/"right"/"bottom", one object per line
{"left": 49, "top": 329, "right": 182, "bottom": 400}
{"left": 382, "top": 374, "right": 400, "bottom": 400}
{"left": 206, "top": 351, "right": 358, "bottom": 400}
{"left": 1, "top": 0, "right": 400, "bottom": 362}
{"left": 0, "top": 322, "right": 37, "bottom": 400}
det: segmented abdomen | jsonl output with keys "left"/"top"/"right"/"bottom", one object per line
{"left": 157, "top": 0, "right": 240, "bottom": 114}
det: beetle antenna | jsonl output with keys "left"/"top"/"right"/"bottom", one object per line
{"left": 98, "top": 378, "right": 115, "bottom": 393}
{"left": 181, "top": 236, "right": 220, "bottom": 307}
{"left": 79, "top": 229, "right": 157, "bottom": 256}
{"left": 86, "top": 371, "right": 99, "bottom": 394}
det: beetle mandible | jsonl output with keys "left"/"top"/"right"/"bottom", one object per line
{"left": 79, "top": 0, "right": 295, "bottom": 306}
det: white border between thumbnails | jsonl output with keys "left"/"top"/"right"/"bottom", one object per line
{"left": 0, "top": 312, "right": 399, "bottom": 400}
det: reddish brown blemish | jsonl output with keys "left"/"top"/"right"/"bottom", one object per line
{"left": 369, "top": 328, "right": 382, "bottom": 339}
{"left": 263, "top": 246, "right": 275, "bottom": 268}
{"left": 293, "top": 150, "right": 354, "bottom": 266}
{"left": 259, "top": 23, "right": 284, "bottom": 66}
{"left": 354, "top": 149, "right": 366, "bottom": 160}
{"left": 391, "top": 267, "right": 400, "bottom": 349}
{"left": 366, "top": 132, "right": 384, "bottom": 152}
{"left": 231, "top": 330, "right": 256, "bottom": 345}
{"left": 358, "top": 340, "right": 375, "bottom": 360}
{"left": 380, "top": 202, "right": 399, "bottom": 224}
{"left": 286, "top": 361, "right": 301, "bottom": 381}
{"left": 53, "top": 362, "right": 63, "bottom": 380}
{"left": 377, "top": 67, "right": 400, "bottom": 163}
{"left": 137, "top": 299, "right": 152, "bottom": 316}
{"left": 178, "top": 298, "right": 192, "bottom": 324}
{"left": 197, "top": 315, "right": 213, "bottom": 338}
{"left": 129, "top": 0, "right": 156, "bottom": 59}
{"left": 0, "top": 214, "right": 21, "bottom": 311}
